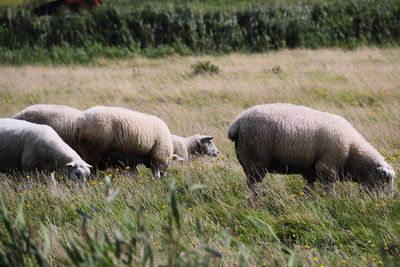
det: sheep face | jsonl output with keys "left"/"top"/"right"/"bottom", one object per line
{"left": 357, "top": 163, "right": 395, "bottom": 195}
{"left": 375, "top": 165, "right": 395, "bottom": 194}
{"left": 199, "top": 136, "right": 219, "bottom": 157}
{"left": 65, "top": 161, "right": 91, "bottom": 183}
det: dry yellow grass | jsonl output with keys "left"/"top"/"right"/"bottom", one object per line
{"left": 1, "top": 47, "right": 399, "bottom": 159}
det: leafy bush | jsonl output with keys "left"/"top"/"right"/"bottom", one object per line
{"left": 0, "top": 0, "right": 399, "bottom": 63}
{"left": 191, "top": 61, "right": 221, "bottom": 75}
{"left": 0, "top": 196, "right": 50, "bottom": 267}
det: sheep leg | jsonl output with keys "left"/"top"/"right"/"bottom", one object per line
{"left": 77, "top": 137, "right": 102, "bottom": 169}
{"left": 323, "top": 183, "right": 335, "bottom": 194}
{"left": 246, "top": 175, "right": 257, "bottom": 193}
{"left": 303, "top": 170, "right": 317, "bottom": 185}
{"left": 127, "top": 164, "right": 138, "bottom": 178}
{"left": 302, "top": 170, "right": 317, "bottom": 195}
{"left": 236, "top": 145, "right": 268, "bottom": 193}
{"left": 315, "top": 161, "right": 338, "bottom": 195}
{"left": 20, "top": 151, "right": 37, "bottom": 189}
{"left": 244, "top": 164, "right": 267, "bottom": 194}
{"left": 21, "top": 149, "right": 37, "bottom": 172}
{"left": 151, "top": 166, "right": 161, "bottom": 179}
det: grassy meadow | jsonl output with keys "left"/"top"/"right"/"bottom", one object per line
{"left": 0, "top": 48, "right": 400, "bottom": 266}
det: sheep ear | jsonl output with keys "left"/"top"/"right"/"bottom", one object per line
{"left": 171, "top": 154, "right": 185, "bottom": 162}
{"left": 86, "top": 163, "right": 93, "bottom": 168}
{"left": 65, "top": 162, "right": 76, "bottom": 168}
{"left": 200, "top": 136, "right": 214, "bottom": 143}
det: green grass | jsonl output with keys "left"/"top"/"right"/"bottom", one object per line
{"left": 0, "top": 48, "right": 399, "bottom": 266}
{"left": 1, "top": 166, "right": 399, "bottom": 266}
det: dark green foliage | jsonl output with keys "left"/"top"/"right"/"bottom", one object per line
{"left": 191, "top": 61, "right": 221, "bottom": 75}
{"left": 0, "top": 0, "right": 400, "bottom": 63}
{"left": 62, "top": 207, "right": 157, "bottom": 266}
{"left": 0, "top": 195, "right": 50, "bottom": 267}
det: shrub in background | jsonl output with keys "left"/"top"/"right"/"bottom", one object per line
{"left": 191, "top": 60, "right": 220, "bottom": 75}
{"left": 0, "top": 0, "right": 399, "bottom": 64}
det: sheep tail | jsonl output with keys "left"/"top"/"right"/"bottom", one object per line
{"left": 228, "top": 118, "right": 240, "bottom": 142}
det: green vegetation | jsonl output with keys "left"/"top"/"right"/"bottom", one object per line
{"left": 1, "top": 167, "right": 399, "bottom": 266}
{"left": 191, "top": 61, "right": 221, "bottom": 75}
{"left": 0, "top": 177, "right": 231, "bottom": 266}
{"left": 0, "top": 0, "right": 400, "bottom": 64}
{"left": 0, "top": 47, "right": 399, "bottom": 266}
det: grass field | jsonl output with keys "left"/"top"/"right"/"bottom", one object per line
{"left": 0, "top": 48, "right": 400, "bottom": 266}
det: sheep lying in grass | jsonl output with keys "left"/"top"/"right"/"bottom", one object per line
{"left": 172, "top": 134, "right": 219, "bottom": 160}
{"left": 13, "top": 104, "right": 82, "bottom": 150}
{"left": 0, "top": 119, "right": 91, "bottom": 183}
{"left": 75, "top": 106, "right": 181, "bottom": 178}
{"left": 228, "top": 103, "right": 395, "bottom": 194}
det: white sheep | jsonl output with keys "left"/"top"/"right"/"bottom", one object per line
{"left": 75, "top": 106, "right": 179, "bottom": 178}
{"left": 172, "top": 134, "right": 219, "bottom": 160}
{"left": 13, "top": 104, "right": 82, "bottom": 150}
{"left": 228, "top": 103, "right": 395, "bottom": 194}
{"left": 0, "top": 119, "right": 91, "bottom": 182}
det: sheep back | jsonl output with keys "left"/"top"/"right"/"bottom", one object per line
{"left": 13, "top": 104, "right": 81, "bottom": 149}
{"left": 172, "top": 135, "right": 189, "bottom": 159}
{"left": 75, "top": 106, "right": 173, "bottom": 169}
{"left": 0, "top": 118, "right": 84, "bottom": 173}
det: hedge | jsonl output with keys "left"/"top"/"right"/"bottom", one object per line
{"left": 0, "top": 0, "right": 399, "bottom": 63}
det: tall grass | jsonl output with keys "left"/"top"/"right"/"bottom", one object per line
{"left": 0, "top": 176, "right": 299, "bottom": 266}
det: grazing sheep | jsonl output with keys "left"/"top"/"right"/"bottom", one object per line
{"left": 13, "top": 104, "right": 82, "bottom": 150}
{"left": 75, "top": 106, "right": 177, "bottom": 178}
{"left": 0, "top": 119, "right": 91, "bottom": 182}
{"left": 172, "top": 134, "right": 219, "bottom": 160}
{"left": 228, "top": 103, "right": 395, "bottom": 194}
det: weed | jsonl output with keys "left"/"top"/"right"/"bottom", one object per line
{"left": 191, "top": 61, "right": 221, "bottom": 75}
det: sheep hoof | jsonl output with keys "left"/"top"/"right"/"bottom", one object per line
{"left": 152, "top": 168, "right": 161, "bottom": 179}
{"left": 323, "top": 183, "right": 337, "bottom": 197}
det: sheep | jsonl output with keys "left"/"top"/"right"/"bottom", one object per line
{"left": 172, "top": 134, "right": 219, "bottom": 160}
{"left": 13, "top": 104, "right": 82, "bottom": 150}
{"left": 74, "top": 106, "right": 179, "bottom": 178}
{"left": 228, "top": 103, "right": 395, "bottom": 194}
{"left": 0, "top": 118, "right": 91, "bottom": 183}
